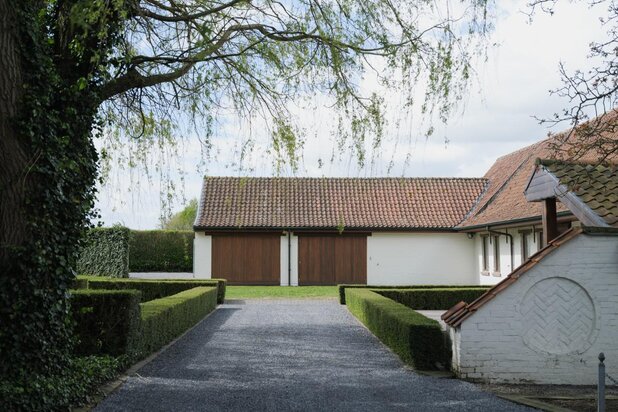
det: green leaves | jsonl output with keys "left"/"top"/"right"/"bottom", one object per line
{"left": 77, "top": 227, "right": 131, "bottom": 277}
{"left": 160, "top": 200, "right": 198, "bottom": 231}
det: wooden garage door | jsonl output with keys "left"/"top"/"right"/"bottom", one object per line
{"left": 211, "top": 233, "right": 280, "bottom": 285}
{"left": 298, "top": 234, "right": 367, "bottom": 285}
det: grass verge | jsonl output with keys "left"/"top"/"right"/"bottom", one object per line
{"left": 226, "top": 286, "right": 338, "bottom": 299}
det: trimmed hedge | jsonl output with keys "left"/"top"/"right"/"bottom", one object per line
{"left": 376, "top": 288, "right": 489, "bottom": 310}
{"left": 77, "top": 227, "right": 130, "bottom": 277}
{"left": 71, "top": 289, "right": 142, "bottom": 356}
{"left": 139, "top": 287, "right": 217, "bottom": 356}
{"left": 345, "top": 288, "right": 447, "bottom": 370}
{"left": 70, "top": 286, "right": 217, "bottom": 358}
{"left": 129, "top": 230, "right": 194, "bottom": 272}
{"left": 78, "top": 275, "right": 226, "bottom": 304}
{"left": 338, "top": 284, "right": 488, "bottom": 304}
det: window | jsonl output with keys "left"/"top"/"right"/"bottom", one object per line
{"left": 481, "top": 236, "right": 489, "bottom": 274}
{"left": 538, "top": 231, "right": 544, "bottom": 249}
{"left": 493, "top": 235, "right": 500, "bottom": 275}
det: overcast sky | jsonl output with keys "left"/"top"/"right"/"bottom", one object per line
{"left": 97, "top": 0, "right": 607, "bottom": 229}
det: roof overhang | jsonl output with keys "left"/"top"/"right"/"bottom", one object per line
{"left": 457, "top": 212, "right": 574, "bottom": 232}
{"left": 193, "top": 226, "right": 461, "bottom": 233}
{"left": 524, "top": 165, "right": 609, "bottom": 227}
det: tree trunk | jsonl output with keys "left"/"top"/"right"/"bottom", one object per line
{"left": 0, "top": 0, "right": 28, "bottom": 275}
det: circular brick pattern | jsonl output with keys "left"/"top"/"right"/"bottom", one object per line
{"left": 520, "top": 277, "right": 596, "bottom": 355}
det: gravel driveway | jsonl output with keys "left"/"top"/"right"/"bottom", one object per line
{"left": 95, "top": 299, "right": 533, "bottom": 412}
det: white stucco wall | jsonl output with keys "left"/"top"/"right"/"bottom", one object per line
{"left": 450, "top": 233, "right": 618, "bottom": 384}
{"left": 193, "top": 232, "right": 212, "bottom": 279}
{"left": 279, "top": 232, "right": 299, "bottom": 286}
{"left": 475, "top": 226, "right": 545, "bottom": 286}
{"left": 367, "top": 232, "right": 476, "bottom": 285}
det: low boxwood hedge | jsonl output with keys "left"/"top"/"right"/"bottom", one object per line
{"left": 70, "top": 286, "right": 218, "bottom": 358}
{"left": 338, "top": 284, "right": 487, "bottom": 304}
{"left": 345, "top": 288, "right": 447, "bottom": 370}
{"left": 71, "top": 289, "right": 142, "bottom": 356}
{"left": 78, "top": 275, "right": 227, "bottom": 304}
{"left": 77, "top": 226, "right": 130, "bottom": 277}
{"left": 139, "top": 286, "right": 217, "bottom": 356}
{"left": 376, "top": 288, "right": 489, "bottom": 310}
{"left": 129, "top": 230, "right": 194, "bottom": 272}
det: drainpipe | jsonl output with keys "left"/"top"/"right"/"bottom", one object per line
{"left": 288, "top": 230, "right": 291, "bottom": 287}
{"left": 487, "top": 226, "right": 514, "bottom": 273}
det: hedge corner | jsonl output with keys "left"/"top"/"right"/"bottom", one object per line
{"left": 344, "top": 288, "right": 448, "bottom": 370}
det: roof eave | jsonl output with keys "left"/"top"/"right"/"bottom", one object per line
{"left": 193, "top": 225, "right": 461, "bottom": 232}
{"left": 457, "top": 211, "right": 574, "bottom": 231}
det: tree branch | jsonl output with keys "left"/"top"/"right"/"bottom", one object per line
{"left": 138, "top": 0, "right": 247, "bottom": 22}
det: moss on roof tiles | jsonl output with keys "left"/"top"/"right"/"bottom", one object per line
{"left": 539, "top": 159, "right": 618, "bottom": 228}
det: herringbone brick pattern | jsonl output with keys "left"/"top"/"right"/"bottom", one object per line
{"left": 520, "top": 277, "right": 596, "bottom": 355}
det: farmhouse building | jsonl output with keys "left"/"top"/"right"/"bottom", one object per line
{"left": 443, "top": 160, "right": 618, "bottom": 384}
{"left": 193, "top": 124, "right": 614, "bottom": 286}
{"left": 193, "top": 178, "right": 487, "bottom": 285}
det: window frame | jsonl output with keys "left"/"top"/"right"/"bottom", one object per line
{"left": 481, "top": 235, "right": 490, "bottom": 275}
{"left": 519, "top": 230, "right": 531, "bottom": 262}
{"left": 492, "top": 235, "right": 501, "bottom": 276}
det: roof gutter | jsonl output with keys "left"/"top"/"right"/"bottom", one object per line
{"left": 459, "top": 211, "right": 573, "bottom": 232}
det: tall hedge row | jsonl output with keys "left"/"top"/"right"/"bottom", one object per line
{"left": 129, "top": 230, "right": 194, "bottom": 272}
{"left": 76, "top": 227, "right": 130, "bottom": 277}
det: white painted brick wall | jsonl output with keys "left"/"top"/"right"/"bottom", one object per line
{"left": 450, "top": 233, "right": 618, "bottom": 384}
{"left": 193, "top": 232, "right": 212, "bottom": 278}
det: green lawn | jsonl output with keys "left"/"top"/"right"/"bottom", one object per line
{"left": 226, "top": 286, "right": 338, "bottom": 299}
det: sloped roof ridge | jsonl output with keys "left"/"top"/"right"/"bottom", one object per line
{"left": 536, "top": 157, "right": 618, "bottom": 167}
{"left": 465, "top": 152, "right": 536, "bottom": 221}
{"left": 490, "top": 139, "right": 546, "bottom": 166}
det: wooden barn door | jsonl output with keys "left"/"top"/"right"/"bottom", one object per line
{"left": 298, "top": 234, "right": 367, "bottom": 285}
{"left": 211, "top": 233, "right": 280, "bottom": 285}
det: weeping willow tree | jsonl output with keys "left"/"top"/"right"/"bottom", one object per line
{"left": 0, "top": 0, "right": 491, "bottom": 389}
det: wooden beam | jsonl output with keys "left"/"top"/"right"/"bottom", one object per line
{"left": 542, "top": 198, "right": 559, "bottom": 244}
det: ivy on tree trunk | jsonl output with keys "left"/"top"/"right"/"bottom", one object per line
{"left": 0, "top": 1, "right": 111, "bottom": 380}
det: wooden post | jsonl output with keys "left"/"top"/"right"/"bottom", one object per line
{"left": 542, "top": 197, "right": 558, "bottom": 245}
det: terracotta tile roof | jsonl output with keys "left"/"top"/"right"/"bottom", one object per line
{"left": 539, "top": 159, "right": 618, "bottom": 227}
{"left": 443, "top": 226, "right": 618, "bottom": 327}
{"left": 459, "top": 118, "right": 618, "bottom": 228}
{"left": 458, "top": 139, "right": 571, "bottom": 228}
{"left": 195, "top": 177, "right": 488, "bottom": 230}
